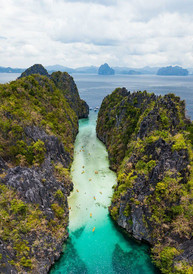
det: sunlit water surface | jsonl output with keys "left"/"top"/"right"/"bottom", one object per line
{"left": 50, "top": 112, "right": 159, "bottom": 274}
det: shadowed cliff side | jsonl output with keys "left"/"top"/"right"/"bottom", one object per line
{"left": 50, "top": 71, "right": 89, "bottom": 119}
{"left": 96, "top": 88, "right": 193, "bottom": 273}
{"left": 0, "top": 65, "right": 88, "bottom": 273}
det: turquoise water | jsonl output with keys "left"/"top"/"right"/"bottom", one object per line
{"left": 50, "top": 112, "right": 159, "bottom": 274}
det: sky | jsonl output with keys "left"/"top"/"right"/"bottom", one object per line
{"left": 0, "top": 0, "right": 193, "bottom": 68}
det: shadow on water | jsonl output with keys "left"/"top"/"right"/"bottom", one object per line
{"left": 71, "top": 226, "right": 86, "bottom": 239}
{"left": 50, "top": 237, "right": 88, "bottom": 274}
{"left": 109, "top": 214, "right": 161, "bottom": 274}
{"left": 113, "top": 244, "right": 150, "bottom": 274}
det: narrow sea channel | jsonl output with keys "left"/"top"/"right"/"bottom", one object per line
{"left": 50, "top": 111, "right": 159, "bottom": 274}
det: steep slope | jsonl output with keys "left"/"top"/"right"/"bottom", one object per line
{"left": 50, "top": 71, "right": 89, "bottom": 118}
{"left": 97, "top": 88, "right": 193, "bottom": 273}
{"left": 0, "top": 67, "right": 88, "bottom": 273}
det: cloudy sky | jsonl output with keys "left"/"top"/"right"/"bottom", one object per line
{"left": 1, "top": 0, "right": 193, "bottom": 68}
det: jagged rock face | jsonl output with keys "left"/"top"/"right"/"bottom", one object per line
{"left": 51, "top": 71, "right": 89, "bottom": 118}
{"left": 18, "top": 64, "right": 50, "bottom": 79}
{"left": 0, "top": 163, "right": 71, "bottom": 274}
{"left": 97, "top": 88, "right": 193, "bottom": 273}
{"left": 0, "top": 68, "right": 87, "bottom": 273}
{"left": 24, "top": 126, "right": 71, "bottom": 167}
{"left": 0, "top": 126, "right": 73, "bottom": 273}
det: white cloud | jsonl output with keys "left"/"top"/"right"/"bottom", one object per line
{"left": 0, "top": 0, "right": 193, "bottom": 68}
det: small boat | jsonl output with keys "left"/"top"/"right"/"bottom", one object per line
{"left": 95, "top": 106, "right": 99, "bottom": 109}
{"left": 99, "top": 192, "right": 102, "bottom": 195}
{"left": 76, "top": 189, "right": 79, "bottom": 192}
{"left": 93, "top": 196, "right": 96, "bottom": 200}
{"left": 95, "top": 171, "right": 98, "bottom": 174}
{"left": 92, "top": 227, "right": 95, "bottom": 232}
{"left": 89, "top": 107, "right": 93, "bottom": 110}
{"left": 94, "top": 108, "right": 97, "bottom": 112}
{"left": 69, "top": 207, "right": 71, "bottom": 210}
{"left": 81, "top": 171, "right": 85, "bottom": 174}
{"left": 82, "top": 166, "right": 84, "bottom": 168}
{"left": 90, "top": 213, "right": 92, "bottom": 218}
{"left": 89, "top": 178, "right": 92, "bottom": 181}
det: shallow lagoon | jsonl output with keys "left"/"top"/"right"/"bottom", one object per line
{"left": 50, "top": 112, "right": 159, "bottom": 274}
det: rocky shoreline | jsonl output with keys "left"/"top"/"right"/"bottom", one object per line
{"left": 97, "top": 88, "right": 193, "bottom": 273}
{"left": 0, "top": 65, "right": 88, "bottom": 273}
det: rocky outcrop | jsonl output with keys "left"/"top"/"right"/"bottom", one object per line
{"left": 0, "top": 67, "right": 88, "bottom": 273}
{"left": 18, "top": 64, "right": 50, "bottom": 79}
{"left": 51, "top": 71, "right": 89, "bottom": 118}
{"left": 98, "top": 63, "right": 115, "bottom": 75}
{"left": 97, "top": 88, "right": 193, "bottom": 273}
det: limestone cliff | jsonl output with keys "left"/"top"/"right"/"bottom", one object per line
{"left": 97, "top": 88, "right": 193, "bottom": 273}
{"left": 51, "top": 71, "right": 89, "bottom": 118}
{"left": 0, "top": 66, "right": 88, "bottom": 273}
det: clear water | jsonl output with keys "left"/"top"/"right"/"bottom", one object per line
{"left": 50, "top": 112, "right": 159, "bottom": 274}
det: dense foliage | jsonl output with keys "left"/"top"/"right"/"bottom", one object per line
{"left": 97, "top": 88, "right": 193, "bottom": 273}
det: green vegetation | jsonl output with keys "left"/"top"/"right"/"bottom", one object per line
{"left": 97, "top": 89, "right": 193, "bottom": 273}
{"left": 153, "top": 246, "right": 180, "bottom": 273}
{"left": 0, "top": 68, "right": 87, "bottom": 272}
{"left": 172, "top": 133, "right": 187, "bottom": 151}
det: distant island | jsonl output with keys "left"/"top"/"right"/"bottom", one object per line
{"left": 119, "top": 70, "right": 141, "bottom": 75}
{"left": 157, "top": 66, "right": 189, "bottom": 76}
{"left": 0, "top": 66, "right": 25, "bottom": 73}
{"left": 98, "top": 63, "right": 115, "bottom": 75}
{"left": 0, "top": 64, "right": 191, "bottom": 76}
